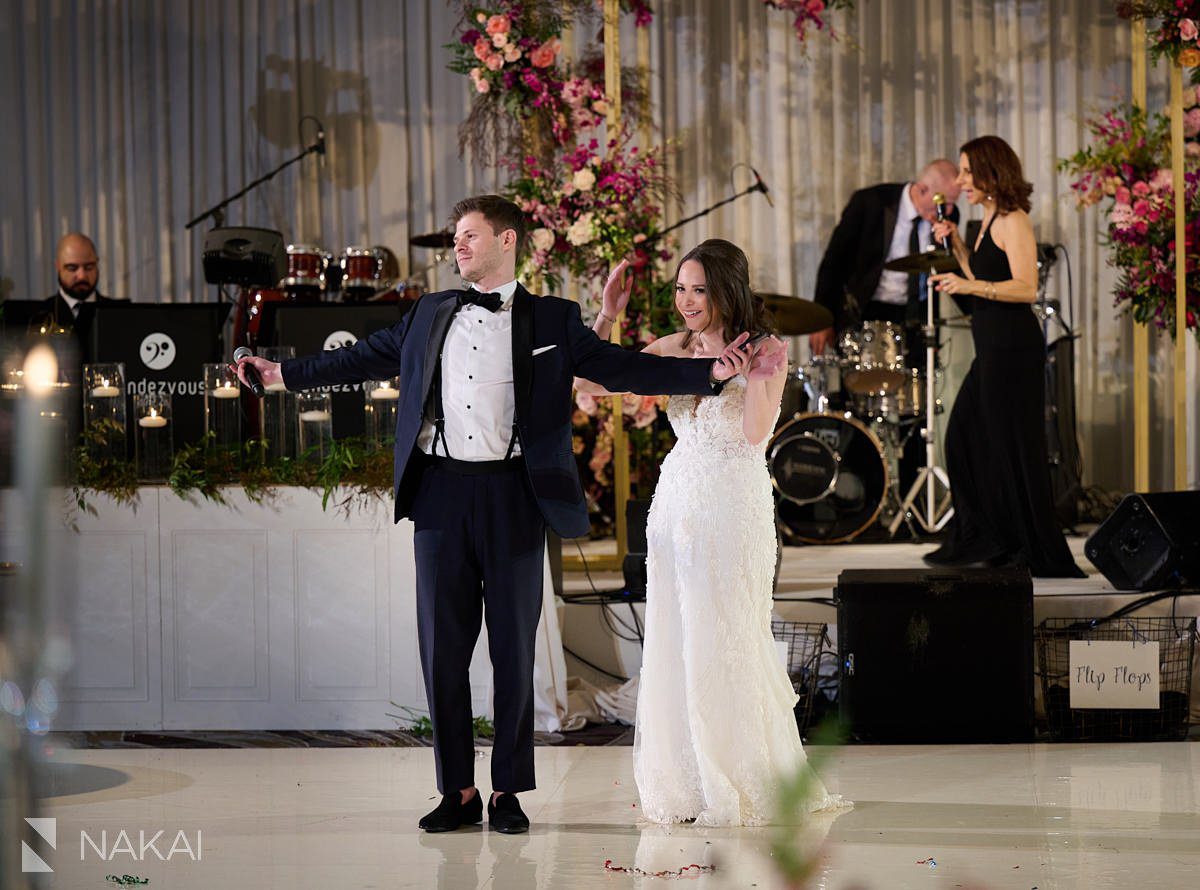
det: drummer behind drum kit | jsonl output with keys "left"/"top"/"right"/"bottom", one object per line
{"left": 765, "top": 246, "right": 960, "bottom": 545}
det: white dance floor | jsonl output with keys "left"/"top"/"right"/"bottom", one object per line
{"left": 32, "top": 740, "right": 1200, "bottom": 888}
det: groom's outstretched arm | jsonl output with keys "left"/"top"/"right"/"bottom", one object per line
{"left": 564, "top": 299, "right": 713, "bottom": 396}
{"left": 281, "top": 304, "right": 418, "bottom": 391}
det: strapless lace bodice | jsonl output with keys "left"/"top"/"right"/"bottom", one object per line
{"left": 665, "top": 377, "right": 773, "bottom": 460}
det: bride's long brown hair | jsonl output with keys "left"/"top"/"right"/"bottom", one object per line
{"left": 675, "top": 239, "right": 776, "bottom": 349}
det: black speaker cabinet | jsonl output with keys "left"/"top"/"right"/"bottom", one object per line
{"left": 836, "top": 568, "right": 1034, "bottom": 743}
{"left": 1085, "top": 491, "right": 1200, "bottom": 590}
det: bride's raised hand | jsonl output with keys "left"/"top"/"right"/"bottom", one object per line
{"left": 746, "top": 336, "right": 787, "bottom": 380}
{"left": 601, "top": 258, "right": 634, "bottom": 320}
{"left": 711, "top": 332, "right": 752, "bottom": 382}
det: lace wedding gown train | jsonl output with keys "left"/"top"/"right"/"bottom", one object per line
{"left": 633, "top": 378, "right": 848, "bottom": 827}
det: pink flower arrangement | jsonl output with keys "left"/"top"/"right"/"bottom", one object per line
{"left": 763, "top": 0, "right": 853, "bottom": 45}
{"left": 1060, "top": 103, "right": 1200, "bottom": 337}
{"left": 505, "top": 127, "right": 677, "bottom": 290}
{"left": 1119, "top": 1, "right": 1200, "bottom": 66}
{"left": 450, "top": 1, "right": 654, "bottom": 164}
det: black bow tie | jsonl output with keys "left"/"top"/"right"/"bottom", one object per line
{"left": 460, "top": 289, "right": 503, "bottom": 312}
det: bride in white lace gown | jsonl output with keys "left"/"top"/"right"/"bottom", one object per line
{"left": 578, "top": 241, "right": 847, "bottom": 827}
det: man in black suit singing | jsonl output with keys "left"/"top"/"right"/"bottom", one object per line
{"left": 809, "top": 159, "right": 961, "bottom": 356}
{"left": 235, "top": 194, "right": 784, "bottom": 835}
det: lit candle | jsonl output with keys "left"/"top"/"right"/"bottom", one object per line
{"left": 264, "top": 381, "right": 288, "bottom": 393}
{"left": 212, "top": 383, "right": 240, "bottom": 399}
{"left": 138, "top": 409, "right": 168, "bottom": 429}
{"left": 91, "top": 378, "right": 121, "bottom": 398}
{"left": 369, "top": 383, "right": 399, "bottom": 401}
{"left": 298, "top": 409, "right": 331, "bottom": 422}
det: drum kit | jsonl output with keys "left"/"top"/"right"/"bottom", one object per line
{"left": 766, "top": 249, "right": 960, "bottom": 545}
{"left": 231, "top": 232, "right": 456, "bottom": 349}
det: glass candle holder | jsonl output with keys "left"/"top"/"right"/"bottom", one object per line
{"left": 363, "top": 377, "right": 400, "bottom": 448}
{"left": 134, "top": 391, "right": 172, "bottom": 480}
{"left": 297, "top": 391, "right": 333, "bottom": 462}
{"left": 257, "top": 346, "right": 296, "bottom": 461}
{"left": 203, "top": 362, "right": 242, "bottom": 451}
{"left": 82, "top": 362, "right": 127, "bottom": 461}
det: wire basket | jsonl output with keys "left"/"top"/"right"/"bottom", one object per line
{"left": 771, "top": 619, "right": 829, "bottom": 738}
{"left": 1036, "top": 616, "right": 1197, "bottom": 742}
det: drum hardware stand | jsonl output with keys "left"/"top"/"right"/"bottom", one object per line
{"left": 888, "top": 274, "right": 953, "bottom": 536}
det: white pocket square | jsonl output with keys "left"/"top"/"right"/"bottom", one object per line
{"left": 532, "top": 345, "right": 557, "bottom": 356}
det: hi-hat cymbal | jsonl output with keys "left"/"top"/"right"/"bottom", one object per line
{"left": 883, "top": 250, "right": 960, "bottom": 275}
{"left": 410, "top": 231, "right": 454, "bottom": 249}
{"left": 759, "top": 293, "right": 835, "bottom": 336}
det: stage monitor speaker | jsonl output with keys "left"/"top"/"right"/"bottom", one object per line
{"left": 1085, "top": 491, "right": 1200, "bottom": 590}
{"left": 836, "top": 567, "right": 1034, "bottom": 743}
{"left": 202, "top": 227, "right": 286, "bottom": 287}
{"left": 260, "top": 302, "right": 409, "bottom": 439}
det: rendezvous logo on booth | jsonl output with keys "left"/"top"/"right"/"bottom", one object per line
{"left": 139, "top": 332, "right": 177, "bottom": 370}
{"left": 21, "top": 817, "right": 203, "bottom": 872}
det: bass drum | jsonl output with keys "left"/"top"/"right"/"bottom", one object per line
{"left": 768, "top": 412, "right": 888, "bottom": 544}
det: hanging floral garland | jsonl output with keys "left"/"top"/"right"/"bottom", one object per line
{"left": 763, "top": 0, "right": 854, "bottom": 45}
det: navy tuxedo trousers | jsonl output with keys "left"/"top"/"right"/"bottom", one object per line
{"left": 410, "top": 455, "right": 546, "bottom": 794}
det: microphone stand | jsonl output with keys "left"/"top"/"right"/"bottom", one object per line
{"left": 641, "top": 182, "right": 768, "bottom": 246}
{"left": 185, "top": 138, "right": 324, "bottom": 230}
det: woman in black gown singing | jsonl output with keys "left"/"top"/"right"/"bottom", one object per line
{"left": 925, "top": 135, "right": 1083, "bottom": 578}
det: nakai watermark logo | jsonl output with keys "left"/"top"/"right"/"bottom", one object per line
{"left": 21, "top": 818, "right": 203, "bottom": 872}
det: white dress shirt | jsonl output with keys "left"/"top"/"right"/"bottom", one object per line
{"left": 872, "top": 184, "right": 931, "bottom": 306}
{"left": 58, "top": 288, "right": 97, "bottom": 317}
{"left": 417, "top": 279, "right": 523, "bottom": 460}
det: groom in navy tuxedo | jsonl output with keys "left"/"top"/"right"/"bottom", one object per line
{"left": 236, "top": 195, "right": 784, "bottom": 834}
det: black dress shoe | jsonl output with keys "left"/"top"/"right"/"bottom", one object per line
{"left": 419, "top": 791, "right": 483, "bottom": 832}
{"left": 487, "top": 793, "right": 529, "bottom": 834}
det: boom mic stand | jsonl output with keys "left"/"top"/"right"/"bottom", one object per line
{"left": 185, "top": 135, "right": 325, "bottom": 230}
{"left": 641, "top": 179, "right": 769, "bottom": 247}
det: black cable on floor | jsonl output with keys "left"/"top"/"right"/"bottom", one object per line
{"left": 561, "top": 643, "right": 628, "bottom": 682}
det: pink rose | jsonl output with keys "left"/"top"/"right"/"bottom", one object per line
{"left": 485, "top": 14, "right": 511, "bottom": 36}
{"left": 473, "top": 38, "right": 492, "bottom": 61}
{"left": 1181, "top": 18, "right": 1198, "bottom": 41}
{"left": 1115, "top": 186, "right": 1131, "bottom": 204}
{"left": 1110, "top": 202, "right": 1134, "bottom": 228}
{"left": 1132, "top": 180, "right": 1150, "bottom": 197}
{"left": 485, "top": 53, "right": 504, "bottom": 71}
{"left": 1185, "top": 107, "right": 1200, "bottom": 137}
{"left": 529, "top": 37, "right": 561, "bottom": 68}
{"left": 1132, "top": 198, "right": 1151, "bottom": 217}
{"left": 1149, "top": 169, "right": 1173, "bottom": 192}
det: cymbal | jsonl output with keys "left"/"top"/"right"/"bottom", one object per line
{"left": 759, "top": 293, "right": 835, "bottom": 336}
{"left": 883, "top": 249, "right": 960, "bottom": 275}
{"left": 410, "top": 231, "right": 454, "bottom": 249}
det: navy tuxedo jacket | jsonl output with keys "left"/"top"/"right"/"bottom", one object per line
{"left": 281, "top": 285, "right": 715, "bottom": 538}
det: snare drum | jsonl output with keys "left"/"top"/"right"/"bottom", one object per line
{"left": 841, "top": 320, "right": 907, "bottom": 394}
{"left": 281, "top": 244, "right": 328, "bottom": 289}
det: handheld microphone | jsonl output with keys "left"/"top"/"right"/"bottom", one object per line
{"left": 933, "top": 192, "right": 950, "bottom": 251}
{"left": 233, "top": 346, "right": 265, "bottom": 397}
{"left": 750, "top": 166, "right": 775, "bottom": 209}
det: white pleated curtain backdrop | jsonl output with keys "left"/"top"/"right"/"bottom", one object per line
{"left": 1, "top": 0, "right": 1195, "bottom": 491}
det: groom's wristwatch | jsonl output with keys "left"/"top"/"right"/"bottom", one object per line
{"left": 707, "top": 365, "right": 727, "bottom": 395}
